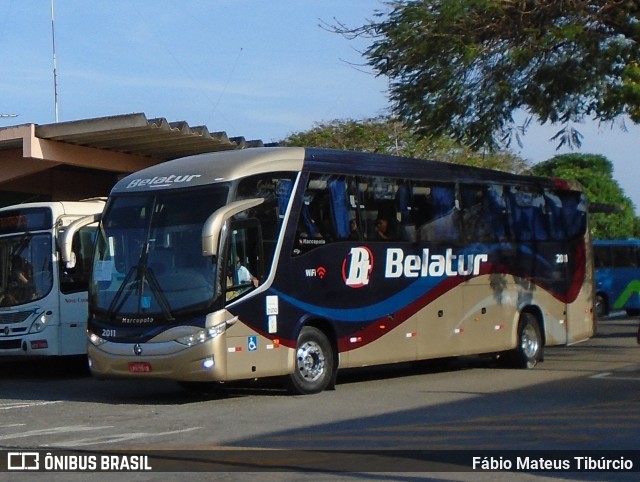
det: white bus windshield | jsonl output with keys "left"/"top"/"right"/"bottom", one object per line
{"left": 0, "top": 233, "right": 53, "bottom": 307}
{"left": 91, "top": 186, "right": 228, "bottom": 319}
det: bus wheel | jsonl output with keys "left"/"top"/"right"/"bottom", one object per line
{"left": 510, "top": 313, "right": 543, "bottom": 369}
{"left": 595, "top": 294, "right": 608, "bottom": 319}
{"left": 287, "top": 326, "right": 334, "bottom": 395}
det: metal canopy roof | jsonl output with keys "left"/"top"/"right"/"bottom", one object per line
{"left": 32, "top": 112, "right": 264, "bottom": 161}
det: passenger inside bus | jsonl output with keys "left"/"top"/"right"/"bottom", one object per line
{"left": 374, "top": 217, "right": 392, "bottom": 240}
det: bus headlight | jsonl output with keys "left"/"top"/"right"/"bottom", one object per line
{"left": 29, "top": 312, "right": 51, "bottom": 333}
{"left": 89, "top": 332, "right": 107, "bottom": 346}
{"left": 176, "top": 322, "right": 227, "bottom": 347}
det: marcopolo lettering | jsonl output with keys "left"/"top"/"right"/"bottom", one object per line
{"left": 126, "top": 174, "right": 202, "bottom": 189}
{"left": 385, "top": 248, "right": 488, "bottom": 278}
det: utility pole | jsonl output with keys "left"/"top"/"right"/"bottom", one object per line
{"left": 51, "top": 0, "right": 59, "bottom": 122}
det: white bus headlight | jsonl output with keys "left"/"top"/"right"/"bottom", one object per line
{"left": 176, "top": 322, "right": 227, "bottom": 347}
{"left": 29, "top": 312, "right": 50, "bottom": 333}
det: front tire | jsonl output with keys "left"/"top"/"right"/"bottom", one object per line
{"left": 287, "top": 326, "right": 334, "bottom": 395}
{"left": 509, "top": 313, "right": 543, "bottom": 369}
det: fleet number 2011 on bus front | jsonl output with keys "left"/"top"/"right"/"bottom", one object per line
{"left": 84, "top": 148, "right": 594, "bottom": 394}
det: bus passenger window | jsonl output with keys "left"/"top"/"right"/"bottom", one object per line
{"left": 293, "top": 174, "right": 355, "bottom": 255}
{"left": 543, "top": 190, "right": 566, "bottom": 241}
{"left": 460, "top": 185, "right": 492, "bottom": 243}
{"left": 358, "top": 176, "right": 401, "bottom": 241}
{"left": 417, "top": 184, "right": 460, "bottom": 242}
{"left": 559, "top": 191, "right": 587, "bottom": 240}
{"left": 507, "top": 187, "right": 549, "bottom": 241}
{"left": 236, "top": 172, "right": 296, "bottom": 271}
{"left": 397, "top": 183, "right": 416, "bottom": 242}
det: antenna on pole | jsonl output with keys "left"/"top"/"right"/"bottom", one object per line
{"left": 50, "top": 0, "right": 59, "bottom": 122}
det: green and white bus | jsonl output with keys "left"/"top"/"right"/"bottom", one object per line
{"left": 594, "top": 239, "right": 640, "bottom": 318}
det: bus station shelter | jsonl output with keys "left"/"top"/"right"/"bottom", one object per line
{"left": 0, "top": 112, "right": 263, "bottom": 206}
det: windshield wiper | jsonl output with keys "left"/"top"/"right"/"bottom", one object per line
{"left": 105, "top": 249, "right": 175, "bottom": 322}
{"left": 144, "top": 263, "right": 175, "bottom": 321}
{"left": 106, "top": 265, "right": 137, "bottom": 319}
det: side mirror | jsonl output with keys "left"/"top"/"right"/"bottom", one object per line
{"left": 59, "top": 213, "right": 101, "bottom": 268}
{"left": 202, "top": 198, "right": 264, "bottom": 256}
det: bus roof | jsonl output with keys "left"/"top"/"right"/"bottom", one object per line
{"left": 111, "top": 147, "right": 572, "bottom": 194}
{"left": 112, "top": 147, "right": 305, "bottom": 193}
{"left": 0, "top": 199, "right": 105, "bottom": 217}
{"left": 303, "top": 148, "right": 559, "bottom": 187}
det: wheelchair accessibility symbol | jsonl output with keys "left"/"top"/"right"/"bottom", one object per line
{"left": 248, "top": 336, "right": 257, "bottom": 351}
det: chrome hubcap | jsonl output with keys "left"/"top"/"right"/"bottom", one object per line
{"left": 296, "top": 340, "right": 325, "bottom": 382}
{"left": 521, "top": 324, "right": 539, "bottom": 358}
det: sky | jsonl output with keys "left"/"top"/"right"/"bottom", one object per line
{"left": 0, "top": 1, "right": 639, "bottom": 215}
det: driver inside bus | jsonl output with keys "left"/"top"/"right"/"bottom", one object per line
{"left": 236, "top": 259, "right": 258, "bottom": 287}
{"left": 0, "top": 256, "right": 37, "bottom": 305}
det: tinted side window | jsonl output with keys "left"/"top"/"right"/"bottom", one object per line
{"left": 236, "top": 172, "right": 296, "bottom": 271}
{"left": 612, "top": 246, "right": 638, "bottom": 268}
{"left": 414, "top": 183, "right": 460, "bottom": 243}
{"left": 459, "top": 184, "right": 505, "bottom": 243}
{"left": 293, "top": 174, "right": 356, "bottom": 255}
{"left": 60, "top": 226, "right": 96, "bottom": 294}
{"left": 507, "top": 187, "right": 548, "bottom": 241}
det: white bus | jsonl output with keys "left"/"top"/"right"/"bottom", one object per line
{"left": 0, "top": 199, "right": 104, "bottom": 357}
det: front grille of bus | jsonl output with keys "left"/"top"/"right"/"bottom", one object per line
{"left": 0, "top": 339, "right": 22, "bottom": 350}
{"left": 0, "top": 311, "right": 33, "bottom": 324}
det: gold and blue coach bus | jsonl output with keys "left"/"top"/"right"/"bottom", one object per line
{"left": 82, "top": 147, "right": 595, "bottom": 394}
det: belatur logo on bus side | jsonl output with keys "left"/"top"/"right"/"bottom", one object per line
{"left": 342, "top": 247, "right": 489, "bottom": 288}
{"left": 126, "top": 174, "right": 202, "bottom": 189}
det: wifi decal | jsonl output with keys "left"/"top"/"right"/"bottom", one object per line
{"left": 304, "top": 266, "right": 327, "bottom": 278}
{"left": 342, "top": 247, "right": 374, "bottom": 288}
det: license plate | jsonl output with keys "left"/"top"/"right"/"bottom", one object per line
{"left": 128, "top": 362, "right": 152, "bottom": 373}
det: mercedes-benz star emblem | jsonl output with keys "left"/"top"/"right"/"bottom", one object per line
{"left": 133, "top": 343, "right": 143, "bottom": 356}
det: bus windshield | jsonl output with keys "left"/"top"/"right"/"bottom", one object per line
{"left": 0, "top": 233, "right": 53, "bottom": 307}
{"left": 91, "top": 186, "right": 229, "bottom": 319}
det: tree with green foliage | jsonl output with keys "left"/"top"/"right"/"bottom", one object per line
{"left": 280, "top": 116, "right": 529, "bottom": 173}
{"left": 331, "top": 0, "right": 640, "bottom": 151}
{"left": 531, "top": 154, "right": 640, "bottom": 238}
